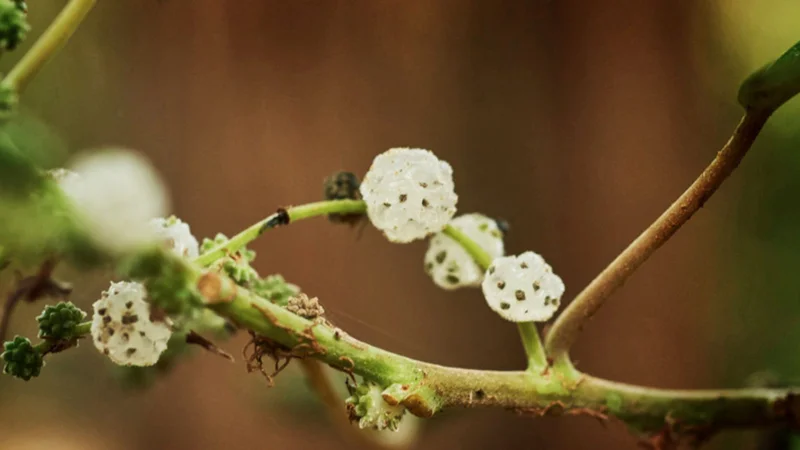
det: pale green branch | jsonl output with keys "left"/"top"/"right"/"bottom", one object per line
{"left": 192, "top": 265, "right": 800, "bottom": 441}
{"left": 193, "top": 199, "right": 366, "bottom": 267}
{"left": 3, "top": 0, "right": 97, "bottom": 92}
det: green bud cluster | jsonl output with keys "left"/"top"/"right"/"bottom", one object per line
{"left": 2, "top": 335, "right": 43, "bottom": 381}
{"left": 0, "top": 0, "right": 28, "bottom": 52}
{"left": 200, "top": 234, "right": 299, "bottom": 306}
{"left": 36, "top": 301, "right": 86, "bottom": 340}
{"left": 345, "top": 381, "right": 406, "bottom": 432}
{"left": 252, "top": 274, "right": 299, "bottom": 307}
{"left": 121, "top": 247, "right": 202, "bottom": 317}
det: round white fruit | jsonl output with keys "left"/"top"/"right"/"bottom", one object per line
{"left": 481, "top": 251, "right": 565, "bottom": 322}
{"left": 424, "top": 213, "right": 504, "bottom": 289}
{"left": 360, "top": 148, "right": 457, "bottom": 243}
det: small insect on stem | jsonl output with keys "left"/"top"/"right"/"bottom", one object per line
{"left": 323, "top": 171, "right": 367, "bottom": 229}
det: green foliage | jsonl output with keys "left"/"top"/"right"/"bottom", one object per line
{"left": 2, "top": 335, "right": 42, "bottom": 381}
{"left": 36, "top": 302, "right": 86, "bottom": 340}
{"left": 0, "top": 0, "right": 28, "bottom": 52}
{"left": 739, "top": 40, "right": 800, "bottom": 112}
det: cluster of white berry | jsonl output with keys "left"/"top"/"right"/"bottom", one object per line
{"left": 52, "top": 149, "right": 207, "bottom": 367}
{"left": 360, "top": 148, "right": 457, "bottom": 243}
{"left": 424, "top": 213, "right": 504, "bottom": 289}
{"left": 90, "top": 281, "right": 172, "bottom": 367}
{"left": 361, "top": 147, "right": 566, "bottom": 324}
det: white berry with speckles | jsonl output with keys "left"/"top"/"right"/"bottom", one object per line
{"left": 424, "top": 213, "right": 504, "bottom": 289}
{"left": 91, "top": 281, "right": 172, "bottom": 366}
{"left": 360, "top": 148, "right": 457, "bottom": 243}
{"left": 481, "top": 251, "right": 565, "bottom": 322}
{"left": 149, "top": 216, "right": 199, "bottom": 259}
{"left": 58, "top": 149, "right": 169, "bottom": 253}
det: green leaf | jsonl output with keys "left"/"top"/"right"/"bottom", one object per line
{"left": 738, "top": 40, "right": 800, "bottom": 112}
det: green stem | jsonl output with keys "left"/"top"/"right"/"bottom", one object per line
{"left": 442, "top": 224, "right": 547, "bottom": 371}
{"left": 193, "top": 265, "right": 800, "bottom": 439}
{"left": 34, "top": 320, "right": 91, "bottom": 353}
{"left": 3, "top": 0, "right": 97, "bottom": 92}
{"left": 442, "top": 224, "right": 493, "bottom": 269}
{"left": 193, "top": 199, "right": 366, "bottom": 267}
{"left": 287, "top": 199, "right": 366, "bottom": 222}
{"left": 517, "top": 322, "right": 547, "bottom": 371}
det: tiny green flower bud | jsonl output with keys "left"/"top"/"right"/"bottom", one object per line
{"left": 36, "top": 301, "right": 87, "bottom": 340}
{"left": 199, "top": 233, "right": 229, "bottom": 254}
{"left": 200, "top": 233, "right": 260, "bottom": 285}
{"left": 221, "top": 257, "right": 259, "bottom": 285}
{"left": 2, "top": 336, "right": 43, "bottom": 381}
{"left": 345, "top": 381, "right": 406, "bottom": 432}
{"left": 0, "top": 0, "right": 28, "bottom": 52}
{"left": 252, "top": 274, "right": 300, "bottom": 307}
{"left": 0, "top": 82, "right": 18, "bottom": 118}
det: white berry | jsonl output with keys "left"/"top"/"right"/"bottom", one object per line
{"left": 149, "top": 216, "right": 199, "bottom": 259}
{"left": 58, "top": 149, "right": 169, "bottom": 253}
{"left": 360, "top": 148, "right": 457, "bottom": 243}
{"left": 424, "top": 213, "right": 504, "bottom": 289}
{"left": 91, "top": 281, "right": 172, "bottom": 367}
{"left": 482, "top": 251, "right": 565, "bottom": 322}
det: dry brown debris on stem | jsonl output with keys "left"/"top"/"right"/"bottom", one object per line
{"left": 243, "top": 331, "right": 307, "bottom": 386}
{"left": 286, "top": 293, "right": 326, "bottom": 319}
{"left": 185, "top": 330, "right": 234, "bottom": 362}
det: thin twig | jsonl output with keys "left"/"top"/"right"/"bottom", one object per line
{"left": 193, "top": 200, "right": 366, "bottom": 267}
{"left": 0, "top": 258, "right": 71, "bottom": 342}
{"left": 3, "top": 0, "right": 97, "bottom": 92}
{"left": 545, "top": 110, "right": 771, "bottom": 363}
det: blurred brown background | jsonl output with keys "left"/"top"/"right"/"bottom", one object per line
{"left": 2, "top": 1, "right": 800, "bottom": 449}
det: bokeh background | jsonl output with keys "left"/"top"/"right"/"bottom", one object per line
{"left": 2, "top": 1, "right": 800, "bottom": 449}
